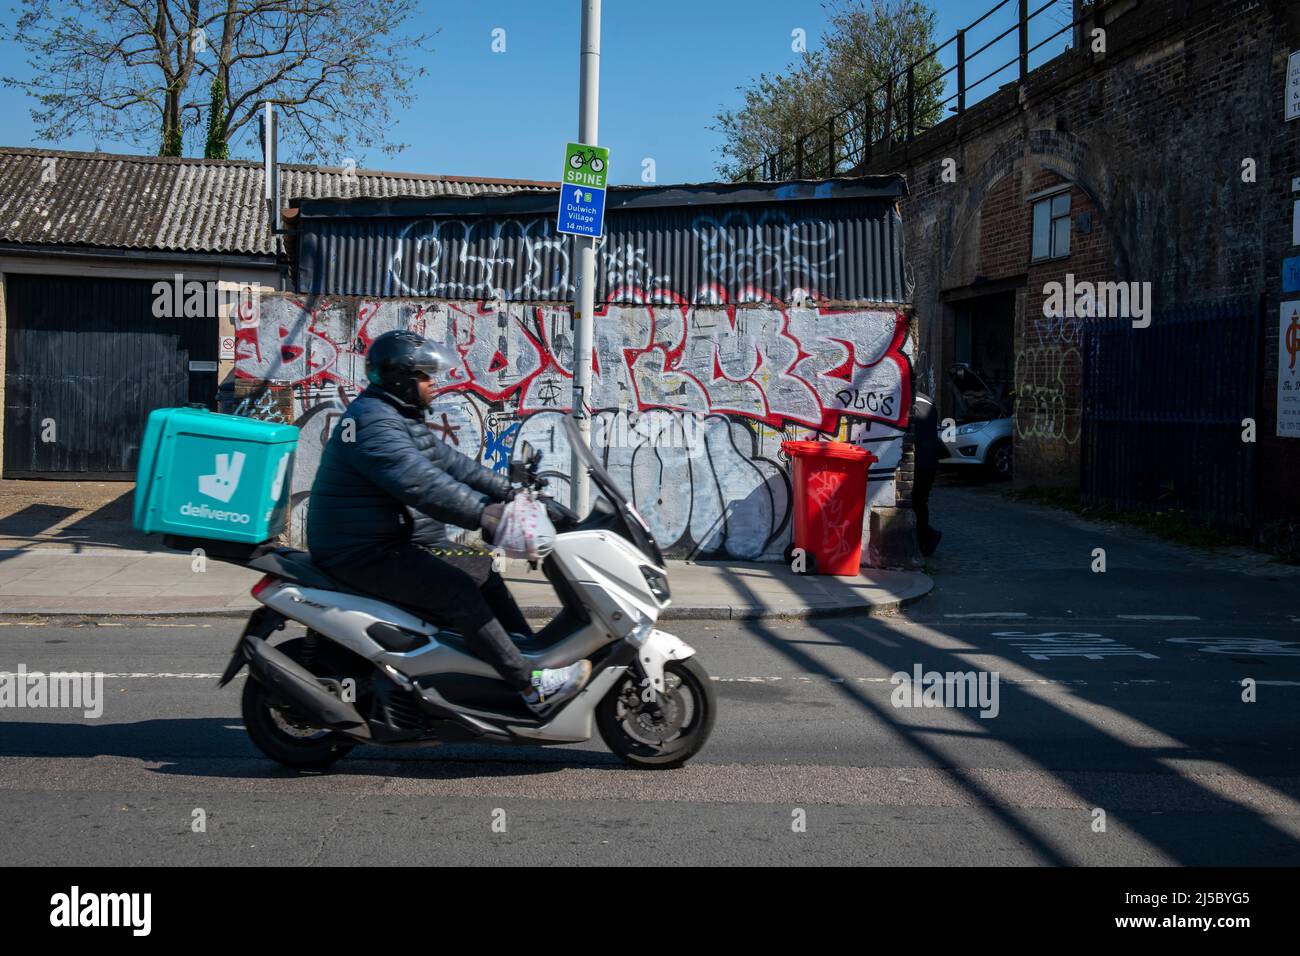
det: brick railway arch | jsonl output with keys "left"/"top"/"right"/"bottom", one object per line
{"left": 901, "top": 126, "right": 1131, "bottom": 480}
{"left": 939, "top": 126, "right": 1132, "bottom": 293}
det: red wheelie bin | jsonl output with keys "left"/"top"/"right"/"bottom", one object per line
{"left": 781, "top": 440, "right": 878, "bottom": 575}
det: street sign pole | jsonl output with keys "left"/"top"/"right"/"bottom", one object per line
{"left": 570, "top": 0, "right": 601, "bottom": 516}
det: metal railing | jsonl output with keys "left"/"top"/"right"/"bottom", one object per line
{"left": 738, "top": 0, "right": 1130, "bottom": 181}
{"left": 1080, "top": 297, "right": 1263, "bottom": 532}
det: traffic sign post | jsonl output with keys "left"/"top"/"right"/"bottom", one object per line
{"left": 569, "top": 0, "right": 601, "bottom": 517}
{"left": 557, "top": 142, "right": 609, "bottom": 238}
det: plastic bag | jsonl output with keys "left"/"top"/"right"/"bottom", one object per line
{"left": 491, "top": 491, "right": 557, "bottom": 560}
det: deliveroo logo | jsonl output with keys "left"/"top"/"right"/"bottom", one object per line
{"left": 270, "top": 452, "right": 289, "bottom": 501}
{"left": 199, "top": 452, "right": 245, "bottom": 503}
{"left": 180, "top": 452, "right": 252, "bottom": 525}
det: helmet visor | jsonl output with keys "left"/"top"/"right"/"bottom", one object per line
{"left": 409, "top": 341, "right": 454, "bottom": 376}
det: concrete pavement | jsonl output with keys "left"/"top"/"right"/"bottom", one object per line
{"left": 0, "top": 546, "right": 932, "bottom": 618}
{"left": 0, "top": 477, "right": 932, "bottom": 618}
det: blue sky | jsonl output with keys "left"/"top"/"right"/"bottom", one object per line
{"left": 0, "top": 0, "right": 1074, "bottom": 184}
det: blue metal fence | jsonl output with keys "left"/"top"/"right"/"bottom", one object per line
{"left": 1080, "top": 297, "right": 1263, "bottom": 531}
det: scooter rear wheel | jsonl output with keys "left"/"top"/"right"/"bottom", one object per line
{"left": 241, "top": 637, "right": 357, "bottom": 770}
{"left": 596, "top": 657, "right": 715, "bottom": 769}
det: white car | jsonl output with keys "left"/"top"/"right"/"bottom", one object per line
{"left": 941, "top": 415, "right": 1013, "bottom": 478}
{"left": 941, "top": 364, "right": 1014, "bottom": 479}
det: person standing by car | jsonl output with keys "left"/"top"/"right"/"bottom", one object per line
{"left": 912, "top": 391, "right": 943, "bottom": 557}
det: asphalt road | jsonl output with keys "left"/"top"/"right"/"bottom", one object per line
{"left": 1, "top": 485, "right": 1298, "bottom": 866}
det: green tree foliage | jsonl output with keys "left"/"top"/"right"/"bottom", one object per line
{"left": 714, "top": 0, "right": 945, "bottom": 179}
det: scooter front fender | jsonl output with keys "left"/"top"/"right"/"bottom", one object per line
{"left": 629, "top": 627, "right": 696, "bottom": 698}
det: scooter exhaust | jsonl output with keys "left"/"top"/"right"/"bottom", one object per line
{"left": 243, "top": 637, "right": 371, "bottom": 739}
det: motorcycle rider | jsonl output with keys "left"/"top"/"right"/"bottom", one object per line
{"left": 307, "top": 329, "right": 591, "bottom": 713}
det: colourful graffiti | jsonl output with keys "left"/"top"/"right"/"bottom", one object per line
{"left": 233, "top": 293, "right": 912, "bottom": 558}
{"left": 236, "top": 294, "right": 910, "bottom": 431}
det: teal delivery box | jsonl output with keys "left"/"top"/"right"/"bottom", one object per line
{"left": 133, "top": 407, "right": 299, "bottom": 544}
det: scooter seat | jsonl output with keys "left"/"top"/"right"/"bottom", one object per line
{"left": 248, "top": 550, "right": 455, "bottom": 627}
{"left": 247, "top": 548, "right": 347, "bottom": 592}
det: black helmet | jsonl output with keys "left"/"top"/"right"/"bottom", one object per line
{"left": 365, "top": 330, "right": 455, "bottom": 405}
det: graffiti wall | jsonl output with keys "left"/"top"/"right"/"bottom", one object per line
{"left": 231, "top": 292, "right": 913, "bottom": 560}
{"left": 1016, "top": 309, "right": 1083, "bottom": 446}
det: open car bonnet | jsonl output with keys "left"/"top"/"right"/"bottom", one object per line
{"left": 948, "top": 364, "right": 1012, "bottom": 421}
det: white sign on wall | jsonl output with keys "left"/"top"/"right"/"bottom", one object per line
{"left": 1279, "top": 300, "right": 1300, "bottom": 438}
{"left": 1288, "top": 50, "right": 1300, "bottom": 122}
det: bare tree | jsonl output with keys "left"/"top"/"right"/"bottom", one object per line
{"left": 3, "top": 0, "right": 436, "bottom": 162}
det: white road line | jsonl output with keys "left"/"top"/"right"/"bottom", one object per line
{"left": 943, "top": 612, "right": 1029, "bottom": 619}
{"left": 1, "top": 672, "right": 1294, "bottom": 690}
{"left": 714, "top": 675, "right": 1092, "bottom": 686}
{"left": 0, "top": 672, "right": 1086, "bottom": 685}
{"left": 0, "top": 621, "right": 212, "bottom": 628}
{"left": 0, "top": 672, "right": 222, "bottom": 679}
{"left": 1116, "top": 614, "right": 1201, "bottom": 621}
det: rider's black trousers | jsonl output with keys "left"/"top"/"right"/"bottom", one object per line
{"left": 323, "top": 542, "right": 535, "bottom": 691}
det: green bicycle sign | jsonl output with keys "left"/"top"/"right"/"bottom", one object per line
{"left": 563, "top": 142, "right": 609, "bottom": 190}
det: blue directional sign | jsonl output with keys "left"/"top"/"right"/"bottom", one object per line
{"left": 1285, "top": 255, "right": 1300, "bottom": 293}
{"left": 557, "top": 183, "right": 606, "bottom": 238}
{"left": 557, "top": 142, "right": 609, "bottom": 238}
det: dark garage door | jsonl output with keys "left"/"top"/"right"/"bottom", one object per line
{"left": 4, "top": 273, "right": 218, "bottom": 477}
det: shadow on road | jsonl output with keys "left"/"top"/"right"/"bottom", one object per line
{"left": 713, "top": 482, "right": 1300, "bottom": 866}
{"left": 0, "top": 715, "right": 627, "bottom": 778}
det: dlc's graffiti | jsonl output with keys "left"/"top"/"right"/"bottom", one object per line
{"left": 233, "top": 292, "right": 912, "bottom": 558}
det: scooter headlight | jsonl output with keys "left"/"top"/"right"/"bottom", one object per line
{"left": 640, "top": 566, "right": 671, "bottom": 605}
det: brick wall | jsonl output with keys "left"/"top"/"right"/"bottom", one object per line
{"left": 869, "top": 0, "right": 1300, "bottom": 521}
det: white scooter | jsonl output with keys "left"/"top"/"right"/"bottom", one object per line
{"left": 213, "top": 417, "right": 715, "bottom": 770}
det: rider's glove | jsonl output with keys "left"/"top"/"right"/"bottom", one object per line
{"left": 480, "top": 502, "right": 506, "bottom": 544}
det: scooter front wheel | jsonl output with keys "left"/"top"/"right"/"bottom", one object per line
{"left": 596, "top": 657, "right": 716, "bottom": 769}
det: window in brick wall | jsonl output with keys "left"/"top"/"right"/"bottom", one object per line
{"left": 1031, "top": 191, "right": 1071, "bottom": 261}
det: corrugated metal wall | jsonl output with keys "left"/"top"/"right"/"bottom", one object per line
{"left": 296, "top": 196, "right": 909, "bottom": 305}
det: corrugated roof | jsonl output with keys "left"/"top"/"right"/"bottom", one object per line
{"left": 293, "top": 176, "right": 912, "bottom": 305}
{"left": 0, "top": 147, "right": 558, "bottom": 257}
